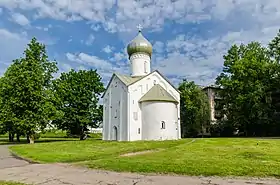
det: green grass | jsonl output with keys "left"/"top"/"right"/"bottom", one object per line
{"left": 0, "top": 181, "right": 29, "bottom": 185}
{"left": 0, "top": 131, "right": 101, "bottom": 145}
{"left": 9, "top": 138, "right": 280, "bottom": 178}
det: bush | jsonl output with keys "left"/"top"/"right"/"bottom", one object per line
{"left": 34, "top": 132, "right": 41, "bottom": 140}
{"left": 209, "top": 120, "right": 236, "bottom": 137}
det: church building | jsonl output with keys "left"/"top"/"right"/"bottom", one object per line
{"left": 102, "top": 26, "right": 181, "bottom": 141}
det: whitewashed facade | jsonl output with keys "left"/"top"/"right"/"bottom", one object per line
{"left": 102, "top": 28, "right": 181, "bottom": 141}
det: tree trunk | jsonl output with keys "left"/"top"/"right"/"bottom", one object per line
{"left": 28, "top": 134, "right": 35, "bottom": 144}
{"left": 8, "top": 133, "right": 12, "bottom": 142}
{"left": 80, "top": 133, "right": 87, "bottom": 140}
{"left": 9, "top": 132, "right": 14, "bottom": 142}
{"left": 79, "top": 128, "right": 87, "bottom": 140}
{"left": 26, "top": 134, "right": 30, "bottom": 143}
{"left": 16, "top": 133, "right": 20, "bottom": 142}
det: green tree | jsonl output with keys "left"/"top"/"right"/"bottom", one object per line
{"left": 0, "top": 38, "right": 59, "bottom": 143}
{"left": 215, "top": 42, "right": 275, "bottom": 136}
{"left": 179, "top": 80, "right": 211, "bottom": 137}
{"left": 53, "top": 69, "right": 104, "bottom": 140}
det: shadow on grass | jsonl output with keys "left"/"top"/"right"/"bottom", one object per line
{"left": 0, "top": 138, "right": 77, "bottom": 145}
{"left": 0, "top": 137, "right": 102, "bottom": 145}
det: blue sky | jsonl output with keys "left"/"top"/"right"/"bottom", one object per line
{"left": 0, "top": 0, "right": 280, "bottom": 87}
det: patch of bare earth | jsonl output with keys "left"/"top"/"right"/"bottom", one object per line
{"left": 120, "top": 139, "right": 196, "bottom": 157}
{"left": 120, "top": 149, "right": 160, "bottom": 157}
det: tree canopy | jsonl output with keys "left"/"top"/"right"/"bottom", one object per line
{"left": 52, "top": 69, "right": 105, "bottom": 140}
{"left": 0, "top": 38, "right": 59, "bottom": 143}
{"left": 215, "top": 30, "right": 280, "bottom": 136}
{"left": 179, "top": 80, "right": 210, "bottom": 137}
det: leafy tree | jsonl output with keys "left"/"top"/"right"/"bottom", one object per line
{"left": 0, "top": 38, "right": 59, "bottom": 143}
{"left": 53, "top": 69, "right": 104, "bottom": 140}
{"left": 215, "top": 42, "right": 275, "bottom": 136}
{"left": 179, "top": 80, "right": 211, "bottom": 137}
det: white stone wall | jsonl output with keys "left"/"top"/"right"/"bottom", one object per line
{"left": 128, "top": 71, "right": 181, "bottom": 141}
{"left": 141, "top": 101, "right": 179, "bottom": 140}
{"left": 130, "top": 53, "right": 151, "bottom": 77}
{"left": 102, "top": 76, "right": 128, "bottom": 141}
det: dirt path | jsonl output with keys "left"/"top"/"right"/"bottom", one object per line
{"left": 0, "top": 145, "right": 279, "bottom": 185}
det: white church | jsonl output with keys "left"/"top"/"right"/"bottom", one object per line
{"left": 102, "top": 26, "right": 181, "bottom": 141}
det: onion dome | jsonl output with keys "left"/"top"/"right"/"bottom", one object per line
{"left": 127, "top": 29, "right": 153, "bottom": 59}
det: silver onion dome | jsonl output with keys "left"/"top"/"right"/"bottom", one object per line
{"left": 127, "top": 29, "right": 153, "bottom": 59}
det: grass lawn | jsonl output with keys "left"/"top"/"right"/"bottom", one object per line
{"left": 0, "top": 181, "right": 28, "bottom": 185}
{"left": 9, "top": 138, "right": 280, "bottom": 178}
{"left": 0, "top": 131, "right": 101, "bottom": 145}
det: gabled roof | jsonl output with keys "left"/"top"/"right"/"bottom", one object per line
{"left": 102, "top": 70, "right": 180, "bottom": 98}
{"left": 115, "top": 73, "right": 144, "bottom": 86}
{"left": 101, "top": 73, "right": 147, "bottom": 98}
{"left": 139, "top": 84, "right": 178, "bottom": 103}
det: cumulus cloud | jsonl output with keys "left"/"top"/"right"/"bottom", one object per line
{"left": 0, "top": 29, "right": 29, "bottom": 76}
{"left": 66, "top": 52, "right": 113, "bottom": 71}
{"left": 10, "top": 12, "right": 30, "bottom": 26}
{"left": 152, "top": 26, "right": 280, "bottom": 86}
{"left": 102, "top": 45, "right": 114, "bottom": 53}
{"left": 1, "top": 0, "right": 279, "bottom": 33}
{"left": 1, "top": 0, "right": 280, "bottom": 85}
{"left": 84, "top": 34, "right": 95, "bottom": 46}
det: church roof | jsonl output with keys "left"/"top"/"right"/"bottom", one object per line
{"left": 114, "top": 73, "right": 145, "bottom": 86}
{"left": 102, "top": 70, "right": 180, "bottom": 98}
{"left": 139, "top": 84, "right": 178, "bottom": 103}
{"left": 127, "top": 31, "right": 153, "bottom": 59}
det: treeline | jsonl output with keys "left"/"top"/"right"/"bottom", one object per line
{"left": 0, "top": 38, "right": 104, "bottom": 143}
{"left": 2, "top": 30, "right": 280, "bottom": 142}
{"left": 180, "top": 30, "right": 280, "bottom": 138}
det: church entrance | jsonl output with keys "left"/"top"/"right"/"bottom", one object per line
{"left": 112, "top": 126, "right": 118, "bottom": 141}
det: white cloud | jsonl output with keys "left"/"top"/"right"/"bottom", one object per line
{"left": 66, "top": 52, "right": 113, "bottom": 71}
{"left": 1, "top": 0, "right": 280, "bottom": 33}
{"left": 10, "top": 12, "right": 30, "bottom": 26}
{"left": 152, "top": 26, "right": 280, "bottom": 86}
{"left": 91, "top": 24, "right": 101, "bottom": 31}
{"left": 102, "top": 45, "right": 114, "bottom": 53}
{"left": 2, "top": 0, "right": 280, "bottom": 85}
{"left": 0, "top": 29, "right": 29, "bottom": 76}
{"left": 66, "top": 52, "right": 129, "bottom": 83}
{"left": 85, "top": 34, "right": 95, "bottom": 46}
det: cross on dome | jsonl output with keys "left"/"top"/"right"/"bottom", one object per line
{"left": 137, "top": 24, "right": 143, "bottom": 32}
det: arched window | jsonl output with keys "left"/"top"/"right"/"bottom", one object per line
{"left": 144, "top": 61, "right": 148, "bottom": 73}
{"left": 161, "top": 121, "right": 165, "bottom": 129}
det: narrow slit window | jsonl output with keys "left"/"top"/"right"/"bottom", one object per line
{"left": 138, "top": 128, "right": 140, "bottom": 134}
{"left": 133, "top": 112, "right": 138, "bottom": 120}
{"left": 144, "top": 61, "right": 148, "bottom": 73}
{"left": 114, "top": 109, "right": 118, "bottom": 118}
{"left": 161, "top": 121, "right": 165, "bottom": 129}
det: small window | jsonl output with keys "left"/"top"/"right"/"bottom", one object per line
{"left": 114, "top": 109, "right": 118, "bottom": 118}
{"left": 161, "top": 121, "right": 165, "bottom": 129}
{"left": 118, "top": 101, "right": 120, "bottom": 105}
{"left": 133, "top": 112, "right": 138, "bottom": 120}
{"left": 139, "top": 85, "right": 143, "bottom": 94}
{"left": 133, "top": 100, "right": 135, "bottom": 104}
{"left": 138, "top": 128, "right": 140, "bottom": 134}
{"left": 153, "top": 80, "right": 156, "bottom": 85}
{"left": 144, "top": 61, "right": 148, "bottom": 73}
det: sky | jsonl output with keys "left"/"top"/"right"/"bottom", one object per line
{"left": 1, "top": 0, "right": 280, "bottom": 87}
